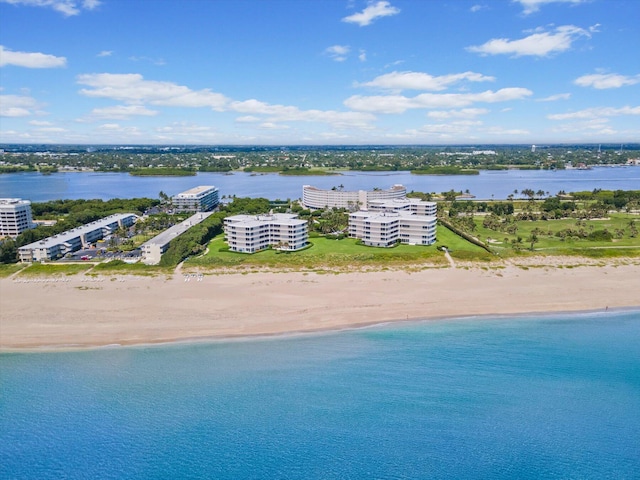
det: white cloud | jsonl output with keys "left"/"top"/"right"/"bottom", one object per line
{"left": 574, "top": 73, "right": 640, "bottom": 89}
{"left": 342, "top": 1, "right": 400, "bottom": 27}
{"left": 384, "top": 59, "right": 404, "bottom": 69}
{"left": 0, "top": 0, "right": 101, "bottom": 16}
{"left": 0, "top": 45, "right": 66, "bottom": 68}
{"left": 258, "top": 122, "right": 290, "bottom": 130}
{"left": 230, "top": 99, "right": 376, "bottom": 129}
{"left": 358, "top": 71, "right": 495, "bottom": 91}
{"left": 427, "top": 108, "right": 489, "bottom": 119}
{"left": 359, "top": 49, "right": 367, "bottom": 62}
{"left": 97, "top": 50, "right": 112, "bottom": 57}
{"left": 35, "top": 126, "right": 66, "bottom": 132}
{"left": 235, "top": 115, "right": 261, "bottom": 123}
{"left": 325, "top": 45, "right": 350, "bottom": 62}
{"left": 156, "top": 124, "right": 214, "bottom": 135}
{"left": 550, "top": 118, "right": 622, "bottom": 137}
{"left": 401, "top": 122, "right": 529, "bottom": 141}
{"left": 467, "top": 25, "right": 591, "bottom": 57}
{"left": 513, "top": 0, "right": 588, "bottom": 15}
{"left": 344, "top": 88, "right": 533, "bottom": 114}
{"left": 77, "top": 73, "right": 229, "bottom": 110}
{"left": 411, "top": 122, "right": 480, "bottom": 136}
{"left": 154, "top": 123, "right": 268, "bottom": 144}
{"left": 470, "top": 5, "right": 486, "bottom": 12}
{"left": 29, "top": 120, "right": 53, "bottom": 126}
{"left": 483, "top": 126, "right": 530, "bottom": 135}
{"left": 0, "top": 94, "right": 38, "bottom": 116}
{"left": 97, "top": 123, "right": 121, "bottom": 130}
{"left": 548, "top": 106, "right": 640, "bottom": 120}
{"left": 76, "top": 73, "right": 376, "bottom": 130}
{"left": 129, "top": 56, "right": 166, "bottom": 66}
{"left": 86, "top": 104, "right": 159, "bottom": 120}
{"left": 92, "top": 123, "right": 144, "bottom": 139}
{"left": 537, "top": 93, "right": 571, "bottom": 101}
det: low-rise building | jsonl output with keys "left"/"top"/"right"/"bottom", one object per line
{"left": 0, "top": 198, "right": 35, "bottom": 238}
{"left": 367, "top": 197, "right": 437, "bottom": 216}
{"left": 172, "top": 186, "right": 219, "bottom": 212}
{"left": 141, "top": 212, "right": 215, "bottom": 265}
{"left": 302, "top": 184, "right": 407, "bottom": 210}
{"left": 224, "top": 213, "right": 308, "bottom": 253}
{"left": 18, "top": 213, "right": 138, "bottom": 262}
{"left": 348, "top": 211, "right": 437, "bottom": 247}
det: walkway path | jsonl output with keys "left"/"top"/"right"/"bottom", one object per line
{"left": 443, "top": 248, "right": 456, "bottom": 268}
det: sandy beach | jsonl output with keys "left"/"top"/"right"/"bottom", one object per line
{"left": 1, "top": 260, "right": 639, "bottom": 350}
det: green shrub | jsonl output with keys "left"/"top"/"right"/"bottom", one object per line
{"left": 587, "top": 229, "right": 613, "bottom": 241}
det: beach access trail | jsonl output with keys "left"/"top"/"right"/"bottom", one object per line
{"left": 1, "top": 261, "right": 638, "bottom": 350}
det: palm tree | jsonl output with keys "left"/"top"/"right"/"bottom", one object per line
{"left": 521, "top": 188, "right": 535, "bottom": 200}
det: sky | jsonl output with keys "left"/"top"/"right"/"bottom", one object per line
{"left": 0, "top": 0, "right": 639, "bottom": 145}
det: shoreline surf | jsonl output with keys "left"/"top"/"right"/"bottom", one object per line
{"left": 2, "top": 262, "right": 639, "bottom": 352}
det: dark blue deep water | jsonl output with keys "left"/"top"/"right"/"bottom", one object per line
{"left": 2, "top": 310, "right": 640, "bottom": 479}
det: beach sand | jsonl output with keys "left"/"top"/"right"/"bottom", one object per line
{"left": 1, "top": 261, "right": 638, "bottom": 350}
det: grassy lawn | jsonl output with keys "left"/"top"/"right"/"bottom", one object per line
{"left": 91, "top": 260, "right": 170, "bottom": 276}
{"left": 472, "top": 212, "right": 640, "bottom": 256}
{"left": 0, "top": 263, "right": 27, "bottom": 278}
{"left": 15, "top": 263, "right": 95, "bottom": 277}
{"left": 188, "top": 226, "right": 492, "bottom": 271}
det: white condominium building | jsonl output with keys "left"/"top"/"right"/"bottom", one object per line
{"left": 0, "top": 198, "right": 35, "bottom": 238}
{"left": 367, "top": 198, "right": 437, "bottom": 216}
{"left": 172, "top": 186, "right": 219, "bottom": 212}
{"left": 141, "top": 212, "right": 214, "bottom": 265}
{"left": 302, "top": 184, "right": 407, "bottom": 210}
{"left": 349, "top": 211, "right": 437, "bottom": 247}
{"left": 18, "top": 213, "right": 138, "bottom": 262}
{"left": 224, "top": 213, "right": 308, "bottom": 253}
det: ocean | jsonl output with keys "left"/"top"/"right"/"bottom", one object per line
{"left": 2, "top": 310, "right": 639, "bottom": 479}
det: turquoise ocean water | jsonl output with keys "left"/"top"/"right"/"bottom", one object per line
{"left": 2, "top": 310, "right": 639, "bottom": 479}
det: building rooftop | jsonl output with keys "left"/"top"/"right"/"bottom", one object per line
{"left": 350, "top": 210, "right": 435, "bottom": 222}
{"left": 142, "top": 212, "right": 215, "bottom": 248}
{"left": 174, "top": 186, "right": 217, "bottom": 197}
{"left": 19, "top": 213, "right": 138, "bottom": 250}
{"left": 303, "top": 184, "right": 405, "bottom": 193}
{"left": 226, "top": 213, "right": 306, "bottom": 228}
{"left": 0, "top": 198, "right": 31, "bottom": 205}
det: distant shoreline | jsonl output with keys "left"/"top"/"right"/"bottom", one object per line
{"left": 1, "top": 259, "right": 638, "bottom": 352}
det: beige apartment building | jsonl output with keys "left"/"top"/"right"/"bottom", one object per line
{"left": 302, "top": 184, "right": 407, "bottom": 210}
{"left": 349, "top": 210, "right": 437, "bottom": 248}
{"left": 367, "top": 197, "right": 437, "bottom": 216}
{"left": 224, "top": 213, "right": 308, "bottom": 253}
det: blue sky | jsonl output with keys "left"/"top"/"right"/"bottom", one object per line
{"left": 0, "top": 0, "right": 638, "bottom": 145}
